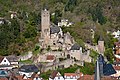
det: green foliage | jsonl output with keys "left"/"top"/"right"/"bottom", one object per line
{"left": 57, "top": 65, "right": 79, "bottom": 76}
{"left": 40, "top": 70, "right": 51, "bottom": 79}
{"left": 33, "top": 45, "right": 41, "bottom": 55}
{"left": 46, "top": 45, "right": 51, "bottom": 51}
{"left": 41, "top": 63, "right": 95, "bottom": 79}
{"left": 104, "top": 48, "right": 115, "bottom": 63}
{"left": 58, "top": 62, "right": 94, "bottom": 75}
{"left": 58, "top": 48, "right": 62, "bottom": 51}
{"left": 0, "top": 19, "right": 20, "bottom": 55}
{"left": 0, "top": 0, "right": 120, "bottom": 56}
{"left": 90, "top": 50, "right": 99, "bottom": 63}
{"left": 76, "top": 39, "right": 85, "bottom": 48}
{"left": 59, "top": 58, "right": 66, "bottom": 61}
{"left": 88, "top": 4, "right": 107, "bottom": 25}
{"left": 19, "top": 59, "right": 33, "bottom": 64}
{"left": 65, "top": 0, "right": 77, "bottom": 12}
{"left": 34, "top": 45, "right": 40, "bottom": 51}
{"left": 23, "top": 25, "right": 37, "bottom": 38}
{"left": 80, "top": 62, "right": 95, "bottom": 75}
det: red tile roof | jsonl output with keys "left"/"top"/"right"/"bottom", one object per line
{"left": 0, "top": 56, "right": 4, "bottom": 62}
{"left": 64, "top": 73, "right": 78, "bottom": 77}
{"left": 78, "top": 75, "right": 94, "bottom": 80}
{"left": 15, "top": 75, "right": 33, "bottom": 80}
{"left": 78, "top": 75, "right": 118, "bottom": 80}
{"left": 101, "top": 76, "right": 118, "bottom": 80}
{"left": 114, "top": 42, "right": 120, "bottom": 46}
{"left": 46, "top": 55, "right": 55, "bottom": 60}
{"left": 0, "top": 77, "right": 8, "bottom": 80}
{"left": 114, "top": 66, "right": 120, "bottom": 70}
{"left": 49, "top": 70, "right": 58, "bottom": 79}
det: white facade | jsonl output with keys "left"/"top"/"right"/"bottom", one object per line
{"left": 0, "top": 57, "right": 10, "bottom": 65}
{"left": 114, "top": 54, "right": 120, "bottom": 59}
{"left": 0, "top": 66, "right": 13, "bottom": 70}
{"left": 58, "top": 19, "right": 73, "bottom": 27}
{"left": 111, "top": 66, "right": 120, "bottom": 78}
{"left": 70, "top": 47, "right": 82, "bottom": 60}
{"left": 112, "top": 30, "right": 120, "bottom": 38}
{"left": 111, "top": 70, "right": 120, "bottom": 77}
{"left": 34, "top": 78, "right": 43, "bottom": 80}
{"left": 64, "top": 75, "right": 78, "bottom": 80}
{"left": 64, "top": 73, "right": 82, "bottom": 80}
{"left": 49, "top": 76, "right": 64, "bottom": 80}
{"left": 19, "top": 71, "right": 34, "bottom": 78}
{"left": 0, "top": 20, "right": 4, "bottom": 24}
{"left": 49, "top": 72, "right": 64, "bottom": 80}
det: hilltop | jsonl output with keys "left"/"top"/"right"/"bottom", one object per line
{"left": 0, "top": 0, "right": 120, "bottom": 57}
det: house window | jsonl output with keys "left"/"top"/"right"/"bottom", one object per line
{"left": 53, "top": 43, "right": 55, "bottom": 45}
{"left": 4, "top": 60, "right": 6, "bottom": 62}
{"left": 58, "top": 76, "right": 60, "bottom": 79}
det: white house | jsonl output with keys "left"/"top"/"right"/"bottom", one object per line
{"left": 112, "top": 30, "right": 120, "bottom": 38}
{"left": 9, "top": 11, "right": 17, "bottom": 19}
{"left": 58, "top": 19, "right": 73, "bottom": 27}
{"left": 19, "top": 65, "right": 39, "bottom": 78}
{"left": 0, "top": 56, "right": 12, "bottom": 69}
{"left": 0, "top": 18, "right": 5, "bottom": 24}
{"left": 33, "top": 72, "right": 43, "bottom": 80}
{"left": 49, "top": 71, "right": 64, "bottom": 80}
{"left": 69, "top": 43, "right": 82, "bottom": 60}
{"left": 111, "top": 66, "right": 120, "bottom": 78}
{"left": 0, "top": 56, "right": 18, "bottom": 69}
{"left": 64, "top": 73, "right": 83, "bottom": 80}
{"left": 46, "top": 55, "right": 55, "bottom": 62}
{"left": 0, "top": 57, "right": 10, "bottom": 65}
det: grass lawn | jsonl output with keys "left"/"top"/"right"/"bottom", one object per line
{"left": 19, "top": 59, "right": 33, "bottom": 64}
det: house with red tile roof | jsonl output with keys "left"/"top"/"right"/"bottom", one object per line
{"left": 46, "top": 55, "right": 55, "bottom": 62}
{"left": 19, "top": 65, "right": 39, "bottom": 78}
{"left": 49, "top": 70, "right": 64, "bottom": 80}
{"left": 0, "top": 55, "right": 18, "bottom": 69}
{"left": 34, "top": 54, "right": 56, "bottom": 63}
{"left": 64, "top": 73, "right": 83, "bottom": 80}
{"left": 114, "top": 42, "right": 120, "bottom": 62}
{"left": 77, "top": 75, "right": 94, "bottom": 80}
{"left": 111, "top": 65, "right": 120, "bottom": 78}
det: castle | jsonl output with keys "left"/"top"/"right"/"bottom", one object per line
{"left": 39, "top": 9, "right": 73, "bottom": 51}
{"left": 38, "top": 9, "right": 92, "bottom": 62}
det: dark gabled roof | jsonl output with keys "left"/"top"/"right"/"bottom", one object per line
{"left": 103, "top": 64, "right": 116, "bottom": 76}
{"left": 50, "top": 26, "right": 60, "bottom": 34}
{"left": 70, "top": 43, "right": 81, "bottom": 50}
{"left": 96, "top": 54, "right": 116, "bottom": 77}
{"left": 99, "top": 35, "right": 104, "bottom": 41}
{"left": 0, "top": 56, "right": 4, "bottom": 63}
{"left": 98, "top": 54, "right": 106, "bottom": 65}
{"left": 6, "top": 55, "right": 18, "bottom": 62}
{"left": 19, "top": 65, "right": 39, "bottom": 73}
{"left": 46, "top": 55, "right": 55, "bottom": 60}
{"left": 0, "top": 70, "right": 8, "bottom": 77}
{"left": 49, "top": 70, "right": 58, "bottom": 79}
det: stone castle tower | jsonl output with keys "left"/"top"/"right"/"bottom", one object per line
{"left": 41, "top": 9, "right": 50, "bottom": 46}
{"left": 98, "top": 40, "right": 105, "bottom": 55}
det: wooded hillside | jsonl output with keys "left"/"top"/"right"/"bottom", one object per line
{"left": 0, "top": 0, "right": 120, "bottom": 56}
